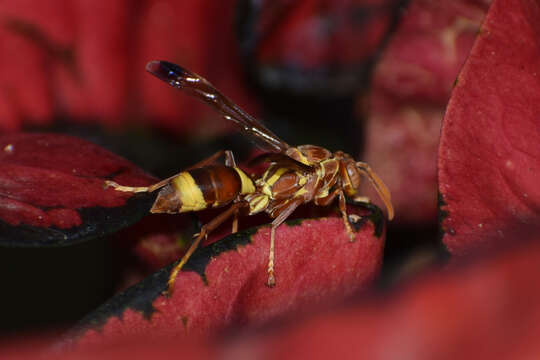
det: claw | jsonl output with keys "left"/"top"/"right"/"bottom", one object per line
{"left": 267, "top": 273, "right": 276, "bottom": 287}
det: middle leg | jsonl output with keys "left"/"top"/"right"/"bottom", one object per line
{"left": 167, "top": 201, "right": 248, "bottom": 295}
{"left": 266, "top": 198, "right": 303, "bottom": 287}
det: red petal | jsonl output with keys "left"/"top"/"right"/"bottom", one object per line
{"left": 8, "top": 229, "right": 540, "bottom": 359}
{"left": 254, "top": 231, "right": 540, "bottom": 359}
{"left": 438, "top": 0, "right": 540, "bottom": 254}
{"left": 0, "top": 133, "right": 156, "bottom": 246}
{"left": 68, "top": 206, "right": 385, "bottom": 348}
{"left": 0, "top": 0, "right": 75, "bottom": 128}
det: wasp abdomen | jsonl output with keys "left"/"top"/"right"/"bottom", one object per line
{"left": 150, "top": 165, "right": 254, "bottom": 214}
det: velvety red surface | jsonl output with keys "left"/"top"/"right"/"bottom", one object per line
{"left": 73, "top": 213, "right": 384, "bottom": 349}
{"left": 6, "top": 231, "right": 540, "bottom": 360}
{"left": 438, "top": 0, "right": 540, "bottom": 254}
{"left": 0, "top": 133, "right": 154, "bottom": 229}
{"left": 256, "top": 233, "right": 540, "bottom": 360}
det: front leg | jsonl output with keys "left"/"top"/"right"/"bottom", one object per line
{"left": 339, "top": 191, "right": 356, "bottom": 242}
{"left": 314, "top": 187, "right": 340, "bottom": 206}
{"left": 315, "top": 188, "right": 356, "bottom": 242}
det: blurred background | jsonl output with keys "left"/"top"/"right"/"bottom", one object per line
{"left": 0, "top": 0, "right": 492, "bottom": 334}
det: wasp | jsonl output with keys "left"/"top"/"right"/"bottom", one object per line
{"left": 108, "top": 60, "right": 393, "bottom": 293}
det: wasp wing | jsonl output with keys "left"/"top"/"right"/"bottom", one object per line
{"left": 146, "top": 61, "right": 289, "bottom": 153}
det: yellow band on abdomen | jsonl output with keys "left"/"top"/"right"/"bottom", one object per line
{"left": 233, "top": 167, "right": 255, "bottom": 195}
{"left": 172, "top": 172, "right": 207, "bottom": 212}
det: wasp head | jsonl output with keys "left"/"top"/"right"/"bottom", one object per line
{"left": 339, "top": 155, "right": 394, "bottom": 220}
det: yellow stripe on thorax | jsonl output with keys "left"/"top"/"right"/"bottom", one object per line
{"left": 233, "top": 167, "right": 255, "bottom": 195}
{"left": 261, "top": 167, "right": 288, "bottom": 197}
{"left": 247, "top": 194, "right": 269, "bottom": 215}
{"left": 172, "top": 172, "right": 207, "bottom": 212}
{"left": 288, "top": 148, "right": 310, "bottom": 165}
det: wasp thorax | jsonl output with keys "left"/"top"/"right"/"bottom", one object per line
{"left": 286, "top": 145, "right": 332, "bottom": 165}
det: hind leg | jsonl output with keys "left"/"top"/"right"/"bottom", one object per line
{"left": 105, "top": 150, "right": 238, "bottom": 193}
{"left": 166, "top": 201, "right": 248, "bottom": 295}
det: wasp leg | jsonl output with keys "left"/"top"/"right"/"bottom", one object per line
{"left": 338, "top": 191, "right": 357, "bottom": 242}
{"left": 266, "top": 198, "right": 303, "bottom": 287}
{"left": 166, "top": 201, "right": 248, "bottom": 295}
{"left": 356, "top": 162, "right": 394, "bottom": 220}
{"left": 159, "top": 150, "right": 237, "bottom": 189}
{"left": 105, "top": 150, "right": 238, "bottom": 194}
{"left": 224, "top": 150, "right": 237, "bottom": 167}
{"left": 104, "top": 177, "right": 174, "bottom": 193}
{"left": 314, "top": 188, "right": 355, "bottom": 242}
{"left": 231, "top": 207, "right": 239, "bottom": 233}
{"left": 314, "top": 188, "right": 340, "bottom": 206}
{"left": 267, "top": 227, "right": 276, "bottom": 287}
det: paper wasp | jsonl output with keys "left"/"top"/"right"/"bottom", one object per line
{"left": 107, "top": 60, "right": 393, "bottom": 293}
